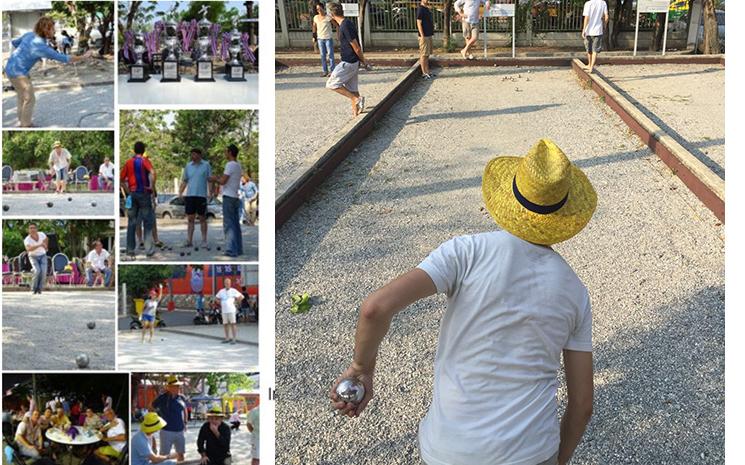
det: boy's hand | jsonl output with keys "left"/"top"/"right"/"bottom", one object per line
{"left": 329, "top": 365, "right": 373, "bottom": 418}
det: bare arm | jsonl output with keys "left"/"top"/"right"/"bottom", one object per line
{"left": 330, "top": 269, "right": 437, "bottom": 417}
{"left": 582, "top": 15, "right": 589, "bottom": 36}
{"left": 558, "top": 350, "right": 594, "bottom": 465}
{"left": 350, "top": 39, "right": 366, "bottom": 65}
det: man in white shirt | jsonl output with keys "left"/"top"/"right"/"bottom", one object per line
{"left": 95, "top": 407, "right": 127, "bottom": 462}
{"left": 48, "top": 141, "right": 72, "bottom": 194}
{"left": 454, "top": 0, "right": 489, "bottom": 60}
{"left": 86, "top": 240, "right": 111, "bottom": 286}
{"left": 15, "top": 411, "right": 42, "bottom": 458}
{"left": 582, "top": 0, "right": 609, "bottom": 73}
{"left": 98, "top": 157, "right": 115, "bottom": 190}
{"left": 209, "top": 144, "right": 244, "bottom": 258}
{"left": 215, "top": 278, "right": 244, "bottom": 344}
{"left": 331, "top": 140, "right": 597, "bottom": 465}
{"left": 23, "top": 223, "right": 48, "bottom": 295}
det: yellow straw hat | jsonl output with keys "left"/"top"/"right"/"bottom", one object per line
{"left": 53, "top": 141, "right": 62, "bottom": 148}
{"left": 482, "top": 139, "right": 597, "bottom": 245}
{"left": 165, "top": 375, "right": 183, "bottom": 386}
{"left": 206, "top": 406, "right": 225, "bottom": 418}
{"left": 140, "top": 412, "right": 167, "bottom": 434}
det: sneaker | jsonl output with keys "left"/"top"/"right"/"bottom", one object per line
{"left": 468, "top": 54, "right": 475, "bottom": 60}
{"left": 221, "top": 339, "right": 231, "bottom": 344}
{"left": 357, "top": 96, "right": 366, "bottom": 113}
{"left": 422, "top": 74, "right": 432, "bottom": 80}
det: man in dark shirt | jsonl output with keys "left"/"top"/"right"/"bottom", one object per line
{"left": 416, "top": 0, "right": 435, "bottom": 79}
{"left": 325, "top": 2, "right": 369, "bottom": 117}
{"left": 151, "top": 375, "right": 188, "bottom": 462}
{"left": 197, "top": 407, "right": 231, "bottom": 465}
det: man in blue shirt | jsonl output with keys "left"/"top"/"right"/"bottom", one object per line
{"left": 325, "top": 2, "right": 370, "bottom": 117}
{"left": 150, "top": 375, "right": 188, "bottom": 462}
{"left": 131, "top": 412, "right": 177, "bottom": 465}
{"left": 178, "top": 148, "right": 212, "bottom": 249}
{"left": 5, "top": 16, "right": 91, "bottom": 127}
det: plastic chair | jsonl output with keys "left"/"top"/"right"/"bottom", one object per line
{"left": 2, "top": 165, "right": 13, "bottom": 191}
{"left": 52, "top": 253, "right": 74, "bottom": 286}
{"left": 72, "top": 166, "right": 89, "bottom": 191}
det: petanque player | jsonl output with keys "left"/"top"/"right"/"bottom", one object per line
{"left": 325, "top": 2, "right": 369, "bottom": 117}
{"left": 48, "top": 141, "right": 71, "bottom": 194}
{"left": 209, "top": 144, "right": 244, "bottom": 257}
{"left": 179, "top": 148, "right": 212, "bottom": 249}
{"left": 581, "top": 0, "right": 608, "bottom": 74}
{"left": 121, "top": 141, "right": 156, "bottom": 257}
{"left": 196, "top": 406, "right": 232, "bottom": 465}
{"left": 313, "top": 2, "right": 335, "bottom": 77}
{"left": 151, "top": 375, "right": 188, "bottom": 462}
{"left": 215, "top": 278, "right": 244, "bottom": 344}
{"left": 417, "top": 0, "right": 435, "bottom": 79}
{"left": 454, "top": 0, "right": 488, "bottom": 60}
{"left": 131, "top": 412, "right": 178, "bottom": 465}
{"left": 141, "top": 284, "right": 163, "bottom": 343}
{"left": 23, "top": 223, "right": 48, "bottom": 295}
{"left": 331, "top": 139, "right": 597, "bottom": 465}
{"left": 4, "top": 16, "right": 92, "bottom": 127}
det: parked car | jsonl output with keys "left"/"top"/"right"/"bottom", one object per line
{"left": 155, "top": 196, "right": 223, "bottom": 220}
{"left": 697, "top": 9, "right": 725, "bottom": 53}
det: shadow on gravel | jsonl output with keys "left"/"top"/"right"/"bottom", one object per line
{"left": 428, "top": 66, "right": 559, "bottom": 80}
{"left": 574, "top": 285, "right": 724, "bottom": 464}
{"left": 3, "top": 85, "right": 114, "bottom": 128}
{"left": 594, "top": 70, "right": 725, "bottom": 180}
{"left": 276, "top": 76, "right": 435, "bottom": 293}
{"left": 604, "top": 66, "right": 721, "bottom": 83}
{"left": 406, "top": 103, "right": 562, "bottom": 125}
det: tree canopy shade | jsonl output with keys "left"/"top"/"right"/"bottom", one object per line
{"left": 132, "top": 372, "right": 256, "bottom": 399}
{"left": 2, "top": 130, "right": 114, "bottom": 172}
{"left": 118, "top": 265, "right": 175, "bottom": 300}
{"left": 2, "top": 219, "right": 115, "bottom": 259}
{"left": 119, "top": 110, "right": 258, "bottom": 193}
{"left": 50, "top": 1, "right": 115, "bottom": 54}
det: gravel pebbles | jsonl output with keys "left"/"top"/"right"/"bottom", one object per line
{"left": 597, "top": 63, "right": 724, "bottom": 179}
{"left": 275, "top": 66, "right": 409, "bottom": 189}
{"left": 276, "top": 66, "right": 723, "bottom": 464}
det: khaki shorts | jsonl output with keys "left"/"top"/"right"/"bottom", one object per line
{"left": 419, "top": 36, "right": 433, "bottom": 57}
{"left": 463, "top": 21, "right": 479, "bottom": 40}
{"left": 223, "top": 312, "right": 237, "bottom": 324}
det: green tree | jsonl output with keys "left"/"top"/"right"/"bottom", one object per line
{"left": 205, "top": 373, "right": 254, "bottom": 396}
{"left": 118, "top": 265, "right": 174, "bottom": 301}
{"left": 2, "top": 130, "right": 114, "bottom": 172}
{"left": 52, "top": 1, "right": 115, "bottom": 54}
{"left": 3, "top": 220, "right": 114, "bottom": 258}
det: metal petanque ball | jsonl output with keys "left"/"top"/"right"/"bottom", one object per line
{"left": 91, "top": 202, "right": 97, "bottom": 207}
{"left": 75, "top": 353, "right": 90, "bottom": 369}
{"left": 47, "top": 202, "right": 54, "bottom": 208}
{"left": 180, "top": 252, "right": 185, "bottom": 257}
{"left": 87, "top": 321, "right": 96, "bottom": 330}
{"left": 335, "top": 378, "right": 365, "bottom": 404}
{"left": 2, "top": 205, "right": 8, "bottom": 212}
{"left": 68, "top": 197, "right": 72, "bottom": 202}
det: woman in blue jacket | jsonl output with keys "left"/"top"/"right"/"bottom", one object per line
{"left": 4, "top": 16, "right": 91, "bottom": 127}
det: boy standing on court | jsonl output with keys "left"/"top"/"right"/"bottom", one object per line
{"left": 416, "top": 0, "right": 434, "bottom": 79}
{"left": 582, "top": 0, "right": 609, "bottom": 74}
{"left": 325, "top": 2, "right": 369, "bottom": 116}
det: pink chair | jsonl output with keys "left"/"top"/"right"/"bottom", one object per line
{"left": 89, "top": 176, "right": 99, "bottom": 191}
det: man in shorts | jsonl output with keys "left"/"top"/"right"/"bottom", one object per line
{"left": 151, "top": 375, "right": 188, "bottom": 462}
{"left": 455, "top": 0, "right": 488, "bottom": 60}
{"left": 179, "top": 148, "right": 212, "bottom": 249}
{"left": 215, "top": 277, "right": 244, "bottom": 345}
{"left": 582, "top": 0, "right": 608, "bottom": 74}
{"left": 48, "top": 141, "right": 71, "bottom": 194}
{"left": 325, "top": 2, "right": 369, "bottom": 117}
{"left": 416, "top": 0, "right": 434, "bottom": 79}
{"left": 98, "top": 156, "right": 115, "bottom": 190}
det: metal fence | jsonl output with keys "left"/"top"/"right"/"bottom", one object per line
{"left": 277, "top": 0, "right": 658, "bottom": 34}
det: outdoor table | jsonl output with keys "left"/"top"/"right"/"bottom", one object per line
{"left": 46, "top": 426, "right": 103, "bottom": 465}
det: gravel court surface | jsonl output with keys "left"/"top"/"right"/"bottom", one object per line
{"left": 3, "top": 85, "right": 115, "bottom": 128}
{"left": 3, "top": 291, "right": 116, "bottom": 370}
{"left": 275, "top": 66, "right": 724, "bottom": 464}
{"left": 2, "top": 192, "right": 116, "bottom": 217}
{"left": 597, "top": 63, "right": 725, "bottom": 179}
{"left": 275, "top": 65, "right": 409, "bottom": 189}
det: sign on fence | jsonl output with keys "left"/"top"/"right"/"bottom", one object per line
{"left": 634, "top": 0, "right": 670, "bottom": 56}
{"left": 342, "top": 3, "right": 359, "bottom": 17}
{"left": 483, "top": 1, "right": 516, "bottom": 58}
{"left": 487, "top": 4, "right": 515, "bottom": 17}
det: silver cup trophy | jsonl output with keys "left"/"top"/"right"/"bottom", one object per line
{"left": 195, "top": 7, "right": 215, "bottom": 82}
{"left": 225, "top": 20, "right": 246, "bottom": 82}
{"left": 335, "top": 378, "right": 365, "bottom": 404}
{"left": 161, "top": 19, "right": 181, "bottom": 82}
{"left": 128, "top": 31, "right": 150, "bottom": 82}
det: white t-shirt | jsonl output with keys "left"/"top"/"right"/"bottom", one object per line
{"left": 86, "top": 249, "right": 110, "bottom": 271}
{"left": 99, "top": 163, "right": 115, "bottom": 178}
{"left": 24, "top": 232, "right": 48, "bottom": 257}
{"left": 105, "top": 418, "right": 126, "bottom": 453}
{"left": 215, "top": 287, "right": 242, "bottom": 314}
{"left": 222, "top": 160, "right": 243, "bottom": 198}
{"left": 248, "top": 406, "right": 260, "bottom": 459}
{"left": 49, "top": 149, "right": 71, "bottom": 171}
{"left": 416, "top": 231, "right": 592, "bottom": 465}
{"left": 583, "top": 0, "right": 608, "bottom": 36}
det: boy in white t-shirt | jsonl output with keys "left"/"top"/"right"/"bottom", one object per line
{"left": 331, "top": 139, "right": 598, "bottom": 465}
{"left": 582, "top": 0, "right": 609, "bottom": 74}
{"left": 215, "top": 277, "right": 244, "bottom": 344}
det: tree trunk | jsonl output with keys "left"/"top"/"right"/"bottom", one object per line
{"left": 443, "top": 0, "right": 453, "bottom": 50}
{"left": 610, "top": 0, "right": 631, "bottom": 50}
{"left": 701, "top": 0, "right": 720, "bottom": 54}
{"left": 603, "top": 0, "right": 612, "bottom": 51}
{"left": 358, "top": 0, "right": 367, "bottom": 47}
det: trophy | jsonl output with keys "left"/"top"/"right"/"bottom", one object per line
{"left": 161, "top": 6, "right": 181, "bottom": 82}
{"left": 224, "top": 19, "right": 246, "bottom": 82}
{"left": 128, "top": 30, "right": 149, "bottom": 82}
{"left": 194, "top": 5, "right": 214, "bottom": 82}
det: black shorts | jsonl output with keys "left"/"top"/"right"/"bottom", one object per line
{"left": 184, "top": 196, "right": 207, "bottom": 216}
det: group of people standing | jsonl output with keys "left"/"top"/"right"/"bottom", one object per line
{"left": 121, "top": 141, "right": 257, "bottom": 258}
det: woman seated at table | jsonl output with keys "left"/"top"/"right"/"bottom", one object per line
{"left": 50, "top": 407, "right": 71, "bottom": 430}
{"left": 84, "top": 408, "right": 102, "bottom": 430}
{"left": 94, "top": 408, "right": 126, "bottom": 463}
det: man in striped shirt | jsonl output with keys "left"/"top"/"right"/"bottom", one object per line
{"left": 121, "top": 141, "right": 156, "bottom": 257}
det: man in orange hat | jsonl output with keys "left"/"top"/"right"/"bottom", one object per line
{"left": 331, "top": 139, "right": 597, "bottom": 465}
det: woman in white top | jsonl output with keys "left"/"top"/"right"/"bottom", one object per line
{"left": 312, "top": 3, "right": 335, "bottom": 76}
{"left": 48, "top": 141, "right": 71, "bottom": 194}
{"left": 23, "top": 223, "right": 48, "bottom": 295}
